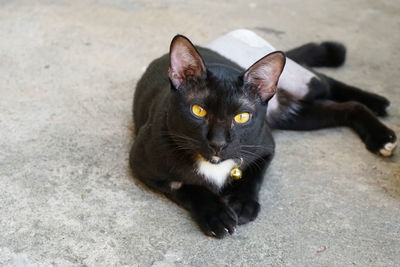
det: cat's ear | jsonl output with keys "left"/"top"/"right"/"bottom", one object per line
{"left": 168, "top": 35, "right": 206, "bottom": 89}
{"left": 243, "top": 51, "right": 286, "bottom": 101}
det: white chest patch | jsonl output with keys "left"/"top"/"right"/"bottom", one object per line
{"left": 196, "top": 158, "right": 236, "bottom": 189}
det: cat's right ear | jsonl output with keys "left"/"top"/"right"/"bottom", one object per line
{"left": 243, "top": 51, "right": 286, "bottom": 102}
{"left": 168, "top": 35, "right": 206, "bottom": 89}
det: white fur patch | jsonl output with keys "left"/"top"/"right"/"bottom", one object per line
{"left": 169, "top": 181, "right": 183, "bottom": 190}
{"left": 379, "top": 141, "right": 397, "bottom": 157}
{"left": 206, "top": 29, "right": 317, "bottom": 100}
{"left": 196, "top": 158, "right": 236, "bottom": 188}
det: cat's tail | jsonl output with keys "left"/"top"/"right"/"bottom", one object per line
{"left": 285, "top": 42, "right": 346, "bottom": 68}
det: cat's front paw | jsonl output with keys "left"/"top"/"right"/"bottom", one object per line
{"left": 192, "top": 202, "right": 238, "bottom": 238}
{"left": 228, "top": 196, "right": 260, "bottom": 225}
{"left": 365, "top": 128, "right": 397, "bottom": 157}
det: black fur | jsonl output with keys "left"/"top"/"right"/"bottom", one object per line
{"left": 131, "top": 35, "right": 284, "bottom": 238}
{"left": 130, "top": 35, "right": 397, "bottom": 238}
{"left": 285, "top": 41, "right": 346, "bottom": 67}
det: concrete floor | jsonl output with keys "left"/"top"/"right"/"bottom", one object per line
{"left": 1, "top": 0, "right": 399, "bottom": 266}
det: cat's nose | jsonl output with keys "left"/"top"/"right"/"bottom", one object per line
{"left": 210, "top": 139, "right": 227, "bottom": 154}
{"left": 208, "top": 125, "right": 228, "bottom": 154}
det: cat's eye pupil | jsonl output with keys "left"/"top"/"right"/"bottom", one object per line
{"left": 192, "top": 105, "right": 207, "bottom": 118}
{"left": 234, "top": 112, "right": 250, "bottom": 124}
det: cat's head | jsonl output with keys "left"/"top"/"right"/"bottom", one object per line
{"left": 166, "top": 35, "right": 285, "bottom": 164}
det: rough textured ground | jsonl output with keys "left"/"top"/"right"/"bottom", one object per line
{"left": 1, "top": 0, "right": 399, "bottom": 266}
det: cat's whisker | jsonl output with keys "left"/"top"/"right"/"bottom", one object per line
{"left": 240, "top": 144, "right": 265, "bottom": 148}
{"left": 240, "top": 144, "right": 274, "bottom": 151}
{"left": 166, "top": 133, "right": 201, "bottom": 146}
{"left": 239, "top": 149, "right": 268, "bottom": 171}
{"left": 159, "top": 131, "right": 202, "bottom": 154}
{"left": 240, "top": 149, "right": 263, "bottom": 158}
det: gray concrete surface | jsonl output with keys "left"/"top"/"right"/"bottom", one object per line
{"left": 1, "top": 0, "right": 399, "bottom": 266}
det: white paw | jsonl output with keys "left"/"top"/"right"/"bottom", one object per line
{"left": 379, "top": 141, "right": 397, "bottom": 157}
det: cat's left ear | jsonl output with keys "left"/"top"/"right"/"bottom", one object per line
{"left": 168, "top": 35, "right": 206, "bottom": 89}
{"left": 243, "top": 51, "right": 286, "bottom": 101}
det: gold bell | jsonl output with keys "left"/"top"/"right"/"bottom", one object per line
{"left": 230, "top": 167, "right": 242, "bottom": 180}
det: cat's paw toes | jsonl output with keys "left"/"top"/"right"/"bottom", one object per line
{"left": 229, "top": 197, "right": 260, "bottom": 225}
{"left": 194, "top": 205, "right": 238, "bottom": 238}
{"left": 367, "top": 95, "right": 390, "bottom": 117}
{"left": 366, "top": 130, "right": 397, "bottom": 157}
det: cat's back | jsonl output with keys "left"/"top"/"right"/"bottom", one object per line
{"left": 133, "top": 54, "right": 170, "bottom": 132}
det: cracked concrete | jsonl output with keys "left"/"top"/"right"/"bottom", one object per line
{"left": 1, "top": 0, "right": 399, "bottom": 266}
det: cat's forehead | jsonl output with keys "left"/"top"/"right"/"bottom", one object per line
{"left": 184, "top": 65, "right": 244, "bottom": 102}
{"left": 184, "top": 79, "right": 255, "bottom": 112}
{"left": 184, "top": 85, "right": 210, "bottom": 101}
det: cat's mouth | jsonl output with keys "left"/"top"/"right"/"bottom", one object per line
{"left": 210, "top": 156, "right": 221, "bottom": 164}
{"left": 197, "top": 154, "right": 221, "bottom": 164}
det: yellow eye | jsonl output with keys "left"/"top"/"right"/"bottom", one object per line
{"left": 192, "top": 105, "right": 207, "bottom": 117}
{"left": 234, "top": 112, "right": 250, "bottom": 124}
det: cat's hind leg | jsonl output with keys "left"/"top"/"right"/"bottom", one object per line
{"left": 286, "top": 42, "right": 346, "bottom": 68}
{"left": 322, "top": 75, "right": 391, "bottom": 117}
{"left": 268, "top": 92, "right": 397, "bottom": 156}
{"left": 286, "top": 43, "right": 390, "bottom": 116}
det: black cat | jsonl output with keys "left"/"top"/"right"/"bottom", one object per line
{"left": 130, "top": 33, "right": 397, "bottom": 238}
